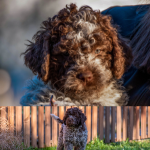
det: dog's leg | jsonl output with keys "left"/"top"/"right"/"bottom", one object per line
{"left": 74, "top": 145, "right": 86, "bottom": 150}
{"left": 57, "top": 126, "right": 64, "bottom": 150}
{"left": 51, "top": 114, "right": 63, "bottom": 124}
{"left": 57, "top": 145, "right": 64, "bottom": 150}
{"left": 64, "top": 142, "right": 73, "bottom": 150}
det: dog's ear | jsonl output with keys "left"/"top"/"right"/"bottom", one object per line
{"left": 80, "top": 113, "right": 87, "bottom": 130}
{"left": 22, "top": 21, "right": 51, "bottom": 83}
{"left": 63, "top": 109, "right": 70, "bottom": 125}
{"left": 41, "top": 34, "right": 50, "bottom": 82}
{"left": 98, "top": 15, "right": 132, "bottom": 79}
{"left": 111, "top": 34, "right": 132, "bottom": 79}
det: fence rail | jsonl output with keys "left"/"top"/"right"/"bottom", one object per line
{"left": 0, "top": 106, "right": 150, "bottom": 148}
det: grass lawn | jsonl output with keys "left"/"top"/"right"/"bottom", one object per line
{"left": 23, "top": 138, "right": 150, "bottom": 150}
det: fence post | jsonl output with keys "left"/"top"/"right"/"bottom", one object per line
{"left": 38, "top": 106, "right": 44, "bottom": 148}
{"left": 23, "top": 106, "right": 30, "bottom": 148}
{"left": 123, "top": 106, "right": 127, "bottom": 141}
{"left": 105, "top": 107, "right": 110, "bottom": 143}
{"left": 86, "top": 106, "right": 91, "bottom": 143}
{"left": 92, "top": 106, "right": 97, "bottom": 140}
{"left": 98, "top": 106, "right": 104, "bottom": 140}
{"left": 8, "top": 106, "right": 14, "bottom": 132}
{"left": 117, "top": 106, "right": 121, "bottom": 142}
{"left": 129, "top": 106, "right": 133, "bottom": 140}
{"left": 31, "top": 106, "right": 37, "bottom": 148}
{"left": 16, "top": 106, "right": 22, "bottom": 136}
{"left": 135, "top": 106, "right": 140, "bottom": 140}
{"left": 111, "top": 107, "right": 115, "bottom": 142}
{"left": 45, "top": 106, "right": 51, "bottom": 147}
{"left": 0, "top": 107, "right": 6, "bottom": 133}
{"left": 148, "top": 107, "right": 150, "bottom": 138}
{"left": 52, "top": 106, "right": 58, "bottom": 146}
{"left": 59, "top": 106, "right": 64, "bottom": 133}
{"left": 79, "top": 106, "right": 84, "bottom": 114}
{"left": 141, "top": 106, "right": 146, "bottom": 139}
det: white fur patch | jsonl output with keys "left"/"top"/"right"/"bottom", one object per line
{"left": 66, "top": 19, "right": 98, "bottom": 42}
{"left": 92, "top": 80, "right": 127, "bottom": 106}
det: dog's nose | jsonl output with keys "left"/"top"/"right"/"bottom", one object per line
{"left": 77, "top": 71, "right": 93, "bottom": 82}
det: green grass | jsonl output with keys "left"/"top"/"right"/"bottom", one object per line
{"left": 86, "top": 138, "right": 150, "bottom": 150}
{"left": 23, "top": 138, "right": 150, "bottom": 150}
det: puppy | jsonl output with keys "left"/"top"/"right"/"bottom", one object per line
{"left": 51, "top": 107, "right": 88, "bottom": 150}
{"left": 21, "top": 4, "right": 132, "bottom": 106}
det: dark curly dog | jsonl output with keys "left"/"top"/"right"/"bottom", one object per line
{"left": 22, "top": 4, "right": 132, "bottom": 106}
{"left": 51, "top": 107, "right": 87, "bottom": 150}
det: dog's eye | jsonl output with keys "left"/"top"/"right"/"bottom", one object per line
{"left": 95, "top": 49, "right": 101, "bottom": 54}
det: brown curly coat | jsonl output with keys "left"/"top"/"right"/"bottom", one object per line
{"left": 22, "top": 4, "right": 132, "bottom": 106}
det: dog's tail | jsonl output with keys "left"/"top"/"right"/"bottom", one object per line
{"left": 50, "top": 114, "right": 63, "bottom": 124}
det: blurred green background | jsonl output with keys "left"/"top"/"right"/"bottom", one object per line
{"left": 0, "top": 0, "right": 141, "bottom": 105}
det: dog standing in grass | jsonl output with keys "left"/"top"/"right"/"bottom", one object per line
{"left": 51, "top": 107, "right": 88, "bottom": 150}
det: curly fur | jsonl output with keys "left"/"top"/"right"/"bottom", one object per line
{"left": 22, "top": 4, "right": 132, "bottom": 106}
{"left": 51, "top": 107, "right": 88, "bottom": 150}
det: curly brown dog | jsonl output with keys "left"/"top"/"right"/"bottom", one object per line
{"left": 22, "top": 4, "right": 132, "bottom": 106}
{"left": 51, "top": 107, "right": 87, "bottom": 150}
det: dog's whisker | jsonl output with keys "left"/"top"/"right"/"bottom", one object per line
{"left": 57, "top": 85, "right": 65, "bottom": 93}
{"left": 53, "top": 78, "right": 67, "bottom": 87}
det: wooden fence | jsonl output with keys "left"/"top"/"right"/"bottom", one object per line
{"left": 0, "top": 106, "right": 150, "bottom": 148}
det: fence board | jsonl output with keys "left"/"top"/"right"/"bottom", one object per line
{"left": 117, "top": 107, "right": 121, "bottom": 141}
{"left": 148, "top": 107, "right": 150, "bottom": 138}
{"left": 92, "top": 106, "right": 97, "bottom": 140}
{"left": 0, "top": 107, "right": 6, "bottom": 132}
{"left": 129, "top": 107, "right": 133, "bottom": 140}
{"left": 66, "top": 106, "right": 71, "bottom": 110}
{"left": 135, "top": 106, "right": 140, "bottom": 140}
{"left": 16, "top": 106, "right": 22, "bottom": 136}
{"left": 59, "top": 106, "right": 64, "bottom": 132}
{"left": 31, "top": 106, "right": 37, "bottom": 148}
{"left": 86, "top": 106, "right": 91, "bottom": 143}
{"left": 98, "top": 106, "right": 104, "bottom": 140}
{"left": 8, "top": 106, "right": 14, "bottom": 132}
{"left": 133, "top": 107, "right": 136, "bottom": 140}
{"left": 45, "top": 106, "right": 51, "bottom": 147}
{"left": 23, "top": 106, "right": 30, "bottom": 148}
{"left": 123, "top": 107, "right": 127, "bottom": 141}
{"left": 0, "top": 107, "right": 6, "bottom": 118}
{"left": 141, "top": 106, "right": 146, "bottom": 139}
{"left": 38, "top": 106, "right": 44, "bottom": 148}
{"left": 52, "top": 106, "right": 58, "bottom": 146}
{"left": 111, "top": 107, "right": 115, "bottom": 142}
{"left": 79, "top": 106, "right": 84, "bottom": 114}
{"left": 105, "top": 107, "right": 110, "bottom": 143}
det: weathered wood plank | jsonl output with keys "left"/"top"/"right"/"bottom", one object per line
{"left": 105, "top": 107, "right": 110, "bottom": 143}
{"left": 92, "top": 106, "right": 97, "bottom": 140}
{"left": 31, "top": 106, "right": 37, "bottom": 148}
{"left": 23, "top": 106, "right": 30, "bottom": 148}
{"left": 86, "top": 106, "right": 91, "bottom": 143}
{"left": 45, "top": 106, "right": 51, "bottom": 147}
{"left": 117, "top": 107, "right": 121, "bottom": 141}
{"left": 38, "top": 106, "right": 44, "bottom": 148}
